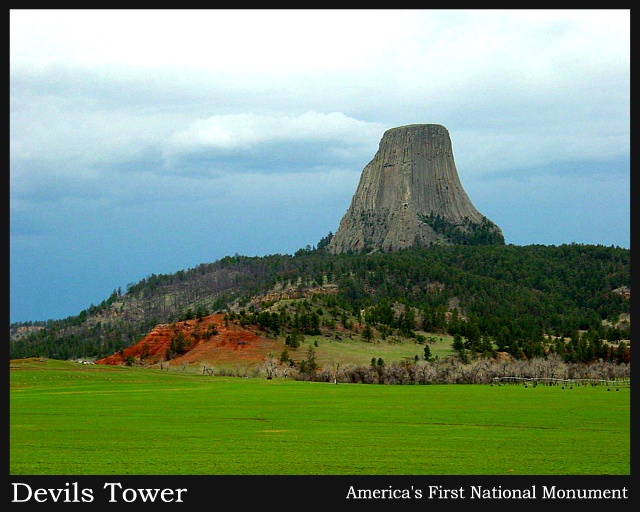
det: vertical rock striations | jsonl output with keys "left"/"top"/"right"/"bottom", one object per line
{"left": 328, "top": 124, "right": 504, "bottom": 254}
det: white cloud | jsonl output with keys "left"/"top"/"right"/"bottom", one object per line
{"left": 454, "top": 122, "right": 630, "bottom": 177}
{"left": 11, "top": 9, "right": 629, "bottom": 181}
{"left": 12, "top": 10, "right": 627, "bottom": 80}
{"left": 10, "top": 9, "right": 418, "bottom": 73}
{"left": 167, "top": 112, "right": 381, "bottom": 152}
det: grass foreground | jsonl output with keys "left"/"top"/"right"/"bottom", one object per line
{"left": 10, "top": 358, "right": 630, "bottom": 475}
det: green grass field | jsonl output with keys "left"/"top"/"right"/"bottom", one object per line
{"left": 10, "top": 358, "right": 630, "bottom": 475}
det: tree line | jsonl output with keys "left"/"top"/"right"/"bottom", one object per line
{"left": 10, "top": 242, "right": 630, "bottom": 366}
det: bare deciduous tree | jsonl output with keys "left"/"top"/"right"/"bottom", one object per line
{"left": 263, "top": 354, "right": 278, "bottom": 380}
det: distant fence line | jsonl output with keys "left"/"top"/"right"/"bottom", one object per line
{"left": 492, "top": 376, "right": 631, "bottom": 387}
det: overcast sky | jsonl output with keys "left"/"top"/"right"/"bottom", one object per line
{"left": 10, "top": 9, "right": 630, "bottom": 323}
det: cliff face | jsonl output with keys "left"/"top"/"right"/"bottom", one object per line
{"left": 328, "top": 124, "right": 503, "bottom": 254}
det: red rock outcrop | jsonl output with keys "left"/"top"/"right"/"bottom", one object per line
{"left": 95, "top": 313, "right": 279, "bottom": 368}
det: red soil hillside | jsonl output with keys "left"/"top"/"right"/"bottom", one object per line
{"left": 95, "top": 314, "right": 280, "bottom": 369}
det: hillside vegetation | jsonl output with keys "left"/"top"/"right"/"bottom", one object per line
{"left": 10, "top": 242, "right": 630, "bottom": 373}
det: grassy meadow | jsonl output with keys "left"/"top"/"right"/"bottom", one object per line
{"left": 284, "top": 331, "right": 455, "bottom": 369}
{"left": 10, "top": 358, "right": 630, "bottom": 475}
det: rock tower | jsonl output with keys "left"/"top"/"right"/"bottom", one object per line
{"left": 328, "top": 124, "right": 503, "bottom": 254}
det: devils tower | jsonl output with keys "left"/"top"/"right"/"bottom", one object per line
{"left": 328, "top": 124, "right": 504, "bottom": 254}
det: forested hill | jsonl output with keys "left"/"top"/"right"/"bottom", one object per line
{"left": 10, "top": 242, "right": 630, "bottom": 362}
